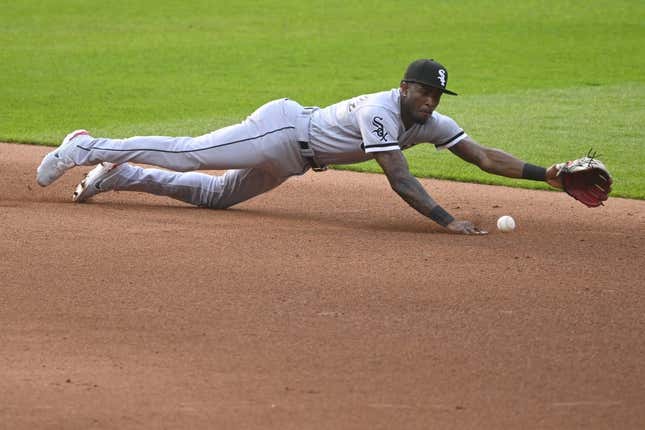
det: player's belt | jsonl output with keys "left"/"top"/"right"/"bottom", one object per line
{"left": 296, "top": 108, "right": 327, "bottom": 172}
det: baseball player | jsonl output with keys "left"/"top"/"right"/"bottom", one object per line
{"left": 37, "top": 59, "right": 568, "bottom": 235}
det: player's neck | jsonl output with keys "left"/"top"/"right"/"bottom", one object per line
{"left": 399, "top": 98, "right": 414, "bottom": 130}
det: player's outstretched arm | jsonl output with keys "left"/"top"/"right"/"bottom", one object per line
{"left": 449, "top": 137, "right": 563, "bottom": 188}
{"left": 373, "top": 150, "right": 487, "bottom": 235}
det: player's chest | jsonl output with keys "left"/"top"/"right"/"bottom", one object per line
{"left": 398, "top": 126, "right": 423, "bottom": 150}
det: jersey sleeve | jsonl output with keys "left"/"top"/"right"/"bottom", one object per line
{"left": 427, "top": 112, "right": 468, "bottom": 151}
{"left": 355, "top": 106, "right": 401, "bottom": 153}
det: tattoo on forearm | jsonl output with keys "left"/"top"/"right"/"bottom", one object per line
{"left": 394, "top": 177, "right": 455, "bottom": 226}
{"left": 394, "top": 176, "right": 437, "bottom": 217}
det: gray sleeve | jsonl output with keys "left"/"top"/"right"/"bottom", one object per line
{"left": 424, "top": 112, "right": 468, "bottom": 151}
{"left": 355, "top": 106, "right": 401, "bottom": 153}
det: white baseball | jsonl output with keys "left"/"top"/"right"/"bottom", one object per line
{"left": 497, "top": 215, "right": 516, "bottom": 232}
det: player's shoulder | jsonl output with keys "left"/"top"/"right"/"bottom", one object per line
{"left": 427, "top": 110, "right": 459, "bottom": 127}
{"left": 430, "top": 110, "right": 453, "bottom": 121}
{"left": 419, "top": 110, "right": 466, "bottom": 148}
{"left": 354, "top": 89, "right": 400, "bottom": 116}
{"left": 360, "top": 88, "right": 400, "bottom": 108}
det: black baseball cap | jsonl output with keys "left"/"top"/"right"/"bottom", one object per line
{"left": 402, "top": 59, "right": 458, "bottom": 96}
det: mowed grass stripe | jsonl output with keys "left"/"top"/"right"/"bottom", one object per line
{"left": 1, "top": 0, "right": 643, "bottom": 197}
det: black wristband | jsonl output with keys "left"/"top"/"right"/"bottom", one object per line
{"left": 522, "top": 163, "right": 547, "bottom": 181}
{"left": 429, "top": 205, "right": 455, "bottom": 227}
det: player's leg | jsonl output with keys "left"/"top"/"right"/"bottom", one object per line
{"left": 37, "top": 99, "right": 305, "bottom": 186}
{"left": 74, "top": 162, "right": 291, "bottom": 209}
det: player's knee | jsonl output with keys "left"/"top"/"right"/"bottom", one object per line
{"left": 201, "top": 174, "right": 234, "bottom": 209}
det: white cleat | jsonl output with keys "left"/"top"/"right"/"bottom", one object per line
{"left": 36, "top": 129, "right": 92, "bottom": 187}
{"left": 73, "top": 162, "right": 124, "bottom": 203}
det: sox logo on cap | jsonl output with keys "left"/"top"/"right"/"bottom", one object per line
{"left": 438, "top": 69, "right": 446, "bottom": 87}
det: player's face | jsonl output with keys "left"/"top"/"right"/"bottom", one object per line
{"left": 400, "top": 82, "right": 443, "bottom": 126}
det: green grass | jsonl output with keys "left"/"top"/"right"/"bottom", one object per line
{"left": 1, "top": 0, "right": 643, "bottom": 198}
{"left": 339, "top": 83, "right": 645, "bottom": 198}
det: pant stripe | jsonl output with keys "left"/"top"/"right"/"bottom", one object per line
{"left": 75, "top": 126, "right": 296, "bottom": 154}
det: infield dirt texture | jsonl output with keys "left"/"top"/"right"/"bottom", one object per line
{"left": 2, "top": 0, "right": 645, "bottom": 428}
{"left": 2, "top": 143, "right": 645, "bottom": 429}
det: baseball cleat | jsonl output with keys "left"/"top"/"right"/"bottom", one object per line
{"left": 73, "top": 162, "right": 124, "bottom": 203}
{"left": 36, "top": 129, "right": 91, "bottom": 187}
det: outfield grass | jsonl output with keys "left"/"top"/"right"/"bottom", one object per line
{"left": 339, "top": 82, "right": 645, "bottom": 198}
{"left": 1, "top": 0, "right": 643, "bottom": 198}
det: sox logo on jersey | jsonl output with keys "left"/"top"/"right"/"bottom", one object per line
{"left": 371, "top": 116, "right": 389, "bottom": 142}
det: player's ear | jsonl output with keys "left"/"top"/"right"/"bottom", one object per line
{"left": 400, "top": 80, "right": 409, "bottom": 96}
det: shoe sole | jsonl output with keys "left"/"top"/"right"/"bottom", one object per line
{"left": 73, "top": 162, "right": 121, "bottom": 203}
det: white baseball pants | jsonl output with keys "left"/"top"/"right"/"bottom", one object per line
{"left": 71, "top": 99, "right": 310, "bottom": 208}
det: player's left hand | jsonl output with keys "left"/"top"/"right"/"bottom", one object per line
{"left": 553, "top": 154, "right": 612, "bottom": 207}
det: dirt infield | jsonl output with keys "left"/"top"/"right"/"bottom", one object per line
{"left": 1, "top": 142, "right": 644, "bottom": 429}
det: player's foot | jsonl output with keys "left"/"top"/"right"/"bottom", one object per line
{"left": 73, "top": 162, "right": 124, "bottom": 203}
{"left": 36, "top": 129, "right": 92, "bottom": 187}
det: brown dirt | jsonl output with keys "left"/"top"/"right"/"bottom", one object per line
{"left": 1, "top": 142, "right": 644, "bottom": 429}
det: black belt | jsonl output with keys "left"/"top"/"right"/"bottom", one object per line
{"left": 298, "top": 140, "right": 327, "bottom": 172}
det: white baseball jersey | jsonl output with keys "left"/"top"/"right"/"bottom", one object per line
{"left": 308, "top": 88, "right": 468, "bottom": 165}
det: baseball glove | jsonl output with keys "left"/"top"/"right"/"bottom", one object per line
{"left": 556, "top": 151, "right": 612, "bottom": 207}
